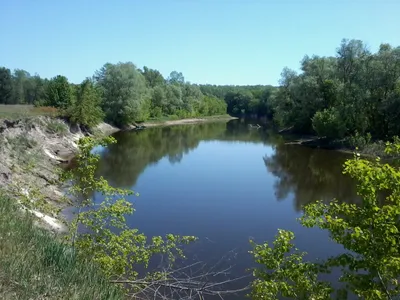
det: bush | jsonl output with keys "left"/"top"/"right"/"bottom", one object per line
{"left": 348, "top": 131, "right": 372, "bottom": 150}
{"left": 168, "top": 114, "right": 180, "bottom": 120}
{"left": 312, "top": 107, "right": 347, "bottom": 139}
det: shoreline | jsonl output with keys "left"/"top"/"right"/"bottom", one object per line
{"left": 0, "top": 115, "right": 237, "bottom": 233}
{"left": 132, "top": 115, "right": 238, "bottom": 129}
{"left": 284, "top": 136, "right": 388, "bottom": 159}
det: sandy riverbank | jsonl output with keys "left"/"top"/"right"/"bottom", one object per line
{"left": 139, "top": 115, "right": 238, "bottom": 128}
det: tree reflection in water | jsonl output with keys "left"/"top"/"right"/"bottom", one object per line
{"left": 264, "top": 144, "right": 360, "bottom": 211}
{"left": 96, "top": 118, "right": 360, "bottom": 212}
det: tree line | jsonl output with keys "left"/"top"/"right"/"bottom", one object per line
{"left": 201, "top": 39, "right": 400, "bottom": 144}
{"left": 0, "top": 64, "right": 227, "bottom": 127}
{"left": 1, "top": 38, "right": 399, "bottom": 140}
{"left": 272, "top": 39, "right": 400, "bottom": 142}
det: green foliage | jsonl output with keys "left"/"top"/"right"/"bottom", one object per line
{"left": 0, "top": 192, "right": 123, "bottom": 300}
{"left": 0, "top": 68, "right": 47, "bottom": 106}
{"left": 167, "top": 71, "right": 185, "bottom": 85}
{"left": 225, "top": 90, "right": 254, "bottom": 115}
{"left": 95, "top": 62, "right": 149, "bottom": 126}
{"left": 0, "top": 67, "right": 13, "bottom": 104}
{"left": 64, "top": 136, "right": 196, "bottom": 285}
{"left": 272, "top": 39, "right": 400, "bottom": 140}
{"left": 348, "top": 131, "right": 372, "bottom": 150}
{"left": 140, "top": 66, "right": 165, "bottom": 88}
{"left": 12, "top": 69, "right": 32, "bottom": 104}
{"left": 252, "top": 141, "right": 400, "bottom": 299}
{"left": 68, "top": 78, "right": 104, "bottom": 127}
{"left": 312, "top": 107, "right": 347, "bottom": 139}
{"left": 251, "top": 230, "right": 332, "bottom": 299}
{"left": 45, "top": 75, "right": 73, "bottom": 110}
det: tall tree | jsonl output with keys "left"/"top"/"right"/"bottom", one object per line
{"left": 45, "top": 75, "right": 73, "bottom": 109}
{"left": 69, "top": 79, "right": 104, "bottom": 127}
{"left": 95, "top": 62, "right": 148, "bottom": 126}
{"left": 31, "top": 75, "right": 48, "bottom": 105}
{"left": 12, "top": 69, "right": 31, "bottom": 104}
{"left": 0, "top": 67, "right": 13, "bottom": 104}
{"left": 167, "top": 71, "right": 185, "bottom": 85}
{"left": 141, "top": 66, "right": 165, "bottom": 88}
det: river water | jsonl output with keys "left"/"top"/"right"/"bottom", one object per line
{"left": 94, "top": 119, "right": 359, "bottom": 298}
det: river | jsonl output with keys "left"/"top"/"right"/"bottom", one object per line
{"left": 93, "top": 119, "right": 359, "bottom": 299}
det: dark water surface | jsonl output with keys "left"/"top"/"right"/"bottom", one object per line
{"left": 94, "top": 119, "right": 359, "bottom": 298}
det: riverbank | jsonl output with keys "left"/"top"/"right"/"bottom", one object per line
{"left": 0, "top": 115, "right": 236, "bottom": 232}
{"left": 135, "top": 114, "right": 238, "bottom": 128}
{"left": 0, "top": 117, "right": 119, "bottom": 232}
{"left": 284, "top": 135, "right": 388, "bottom": 158}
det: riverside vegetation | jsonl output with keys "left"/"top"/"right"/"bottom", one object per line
{"left": 1, "top": 38, "right": 400, "bottom": 299}
{"left": 1, "top": 39, "right": 400, "bottom": 152}
{"left": 2, "top": 132, "right": 400, "bottom": 299}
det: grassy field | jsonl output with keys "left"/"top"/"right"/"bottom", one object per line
{"left": 0, "top": 193, "right": 123, "bottom": 300}
{"left": 0, "top": 104, "right": 58, "bottom": 119}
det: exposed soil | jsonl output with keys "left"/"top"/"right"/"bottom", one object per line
{"left": 0, "top": 117, "right": 118, "bottom": 232}
{"left": 139, "top": 116, "right": 238, "bottom": 128}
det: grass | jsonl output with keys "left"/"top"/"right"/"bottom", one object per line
{"left": 0, "top": 104, "right": 59, "bottom": 119}
{"left": 0, "top": 193, "right": 123, "bottom": 300}
{"left": 46, "top": 119, "right": 68, "bottom": 135}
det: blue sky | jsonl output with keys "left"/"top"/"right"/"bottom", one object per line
{"left": 1, "top": 0, "right": 399, "bottom": 85}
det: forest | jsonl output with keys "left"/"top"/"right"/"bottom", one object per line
{"left": 201, "top": 39, "right": 400, "bottom": 144}
{"left": 0, "top": 38, "right": 399, "bottom": 139}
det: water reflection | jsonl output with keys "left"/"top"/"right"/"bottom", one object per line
{"left": 264, "top": 144, "right": 359, "bottom": 211}
{"left": 98, "top": 119, "right": 358, "bottom": 212}
{"left": 97, "top": 120, "right": 279, "bottom": 188}
{"left": 93, "top": 119, "right": 360, "bottom": 299}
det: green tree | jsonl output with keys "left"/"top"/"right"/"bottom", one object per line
{"left": 31, "top": 75, "right": 48, "bottom": 106}
{"left": 12, "top": 69, "right": 31, "bottom": 104}
{"left": 0, "top": 67, "right": 13, "bottom": 104}
{"left": 270, "top": 39, "right": 400, "bottom": 141}
{"left": 141, "top": 66, "right": 165, "bottom": 88}
{"left": 64, "top": 136, "right": 196, "bottom": 290}
{"left": 69, "top": 79, "right": 104, "bottom": 127}
{"left": 252, "top": 141, "right": 400, "bottom": 299}
{"left": 45, "top": 75, "right": 73, "bottom": 109}
{"left": 225, "top": 91, "right": 253, "bottom": 115}
{"left": 164, "top": 84, "right": 183, "bottom": 115}
{"left": 167, "top": 71, "right": 185, "bottom": 85}
{"left": 95, "top": 62, "right": 148, "bottom": 126}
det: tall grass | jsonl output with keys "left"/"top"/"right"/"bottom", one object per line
{"left": 0, "top": 105, "right": 59, "bottom": 119}
{"left": 0, "top": 193, "right": 123, "bottom": 300}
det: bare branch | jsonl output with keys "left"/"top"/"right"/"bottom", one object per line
{"left": 112, "top": 251, "right": 251, "bottom": 299}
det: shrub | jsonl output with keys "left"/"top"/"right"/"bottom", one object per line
{"left": 348, "top": 131, "right": 372, "bottom": 150}
{"left": 312, "top": 107, "right": 347, "bottom": 139}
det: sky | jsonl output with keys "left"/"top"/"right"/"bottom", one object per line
{"left": 1, "top": 0, "right": 400, "bottom": 86}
